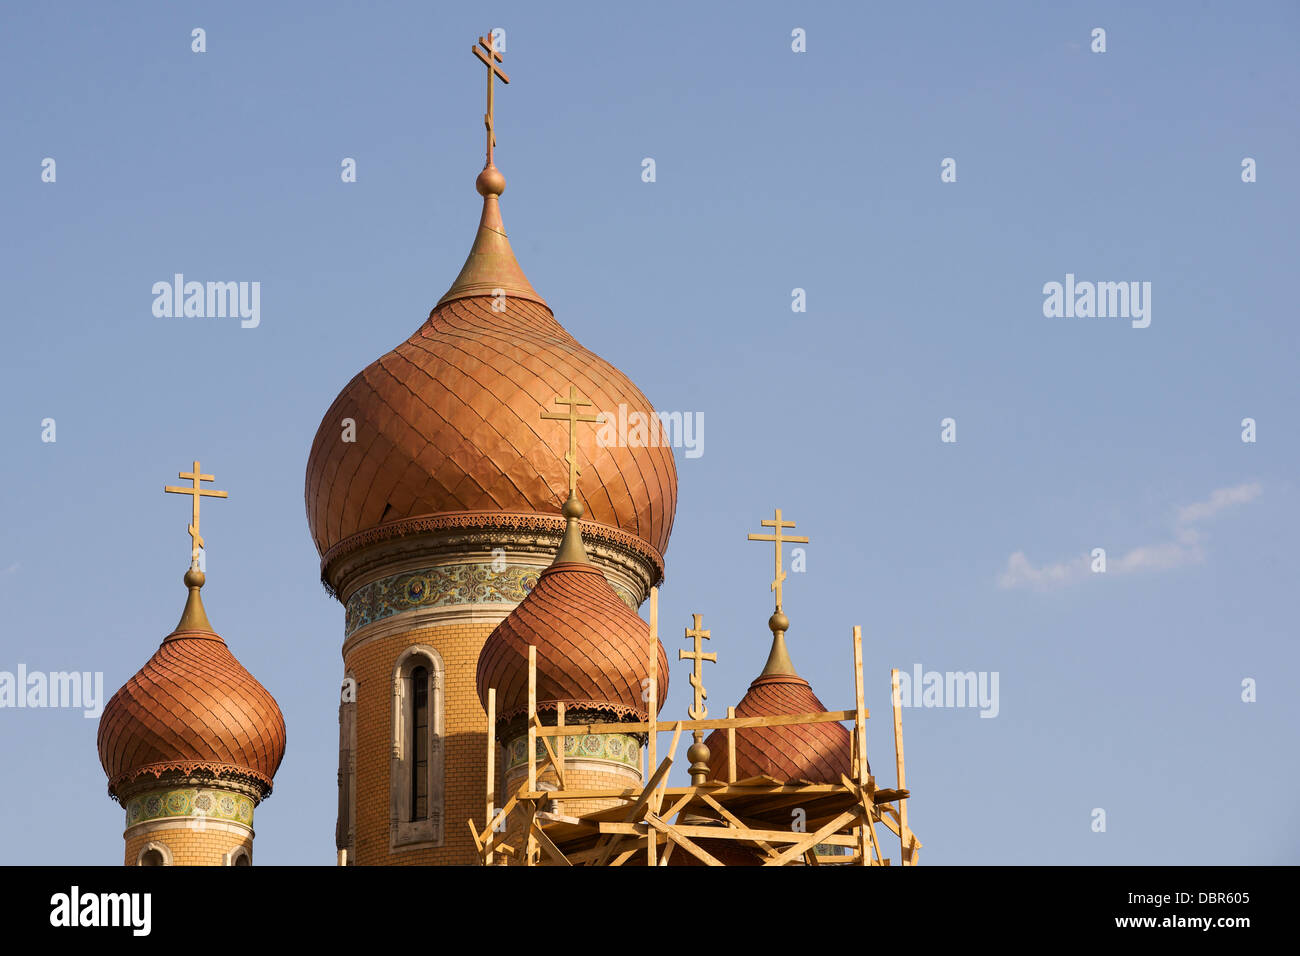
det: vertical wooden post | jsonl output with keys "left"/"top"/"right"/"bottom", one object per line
{"left": 555, "top": 701, "right": 565, "bottom": 813}
{"left": 527, "top": 646, "right": 537, "bottom": 866}
{"left": 527, "top": 646, "right": 537, "bottom": 793}
{"left": 891, "top": 667, "right": 909, "bottom": 866}
{"left": 726, "top": 706, "right": 737, "bottom": 784}
{"left": 647, "top": 587, "right": 658, "bottom": 779}
{"left": 647, "top": 588, "right": 659, "bottom": 867}
{"left": 853, "top": 626, "right": 867, "bottom": 786}
{"left": 485, "top": 687, "right": 496, "bottom": 866}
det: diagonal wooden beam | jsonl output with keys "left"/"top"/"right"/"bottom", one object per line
{"left": 761, "top": 809, "right": 860, "bottom": 866}
{"left": 532, "top": 715, "right": 567, "bottom": 790}
{"left": 698, "top": 792, "right": 778, "bottom": 858}
{"left": 531, "top": 821, "right": 572, "bottom": 866}
{"left": 842, "top": 773, "right": 885, "bottom": 865}
{"left": 644, "top": 812, "right": 723, "bottom": 866}
{"left": 591, "top": 755, "right": 674, "bottom": 867}
{"left": 467, "top": 818, "right": 484, "bottom": 862}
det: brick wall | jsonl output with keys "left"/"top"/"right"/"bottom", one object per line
{"left": 345, "top": 621, "right": 496, "bottom": 865}
{"left": 124, "top": 825, "right": 252, "bottom": 866}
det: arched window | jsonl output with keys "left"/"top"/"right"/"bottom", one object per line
{"left": 224, "top": 846, "right": 252, "bottom": 866}
{"left": 391, "top": 646, "right": 445, "bottom": 849}
{"left": 136, "top": 841, "right": 172, "bottom": 866}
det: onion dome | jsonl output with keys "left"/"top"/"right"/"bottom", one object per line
{"left": 304, "top": 162, "right": 677, "bottom": 567}
{"left": 705, "top": 611, "right": 853, "bottom": 784}
{"left": 97, "top": 569, "right": 287, "bottom": 801}
{"left": 476, "top": 495, "right": 669, "bottom": 730}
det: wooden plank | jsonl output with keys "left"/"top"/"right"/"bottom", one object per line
{"left": 726, "top": 705, "right": 737, "bottom": 784}
{"left": 527, "top": 648, "right": 537, "bottom": 866}
{"left": 527, "top": 647, "right": 537, "bottom": 792}
{"left": 533, "top": 709, "right": 863, "bottom": 737}
{"left": 659, "top": 839, "right": 676, "bottom": 866}
{"left": 761, "top": 809, "right": 861, "bottom": 866}
{"left": 647, "top": 588, "right": 658, "bottom": 868}
{"left": 699, "top": 792, "right": 777, "bottom": 857}
{"left": 891, "top": 668, "right": 909, "bottom": 865}
{"left": 477, "top": 791, "right": 519, "bottom": 847}
{"left": 664, "top": 721, "right": 684, "bottom": 783}
{"left": 485, "top": 687, "right": 496, "bottom": 865}
{"left": 644, "top": 813, "right": 723, "bottom": 866}
{"left": 467, "top": 818, "right": 484, "bottom": 861}
{"left": 841, "top": 773, "right": 883, "bottom": 866}
{"left": 853, "top": 626, "right": 867, "bottom": 787}
{"left": 521, "top": 799, "right": 537, "bottom": 866}
{"left": 531, "top": 821, "right": 572, "bottom": 866}
{"left": 556, "top": 702, "right": 566, "bottom": 796}
{"left": 535, "top": 716, "right": 567, "bottom": 790}
{"left": 587, "top": 820, "right": 859, "bottom": 847}
{"left": 658, "top": 788, "right": 698, "bottom": 824}
{"left": 518, "top": 782, "right": 845, "bottom": 801}
{"left": 591, "top": 755, "right": 674, "bottom": 867}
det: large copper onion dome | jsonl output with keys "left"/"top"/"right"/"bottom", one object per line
{"left": 97, "top": 570, "right": 287, "bottom": 799}
{"left": 476, "top": 496, "right": 669, "bottom": 728}
{"left": 304, "top": 164, "right": 678, "bottom": 563}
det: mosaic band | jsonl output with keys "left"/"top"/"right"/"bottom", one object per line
{"left": 345, "top": 561, "right": 636, "bottom": 636}
{"left": 126, "top": 787, "right": 255, "bottom": 829}
{"left": 504, "top": 732, "right": 642, "bottom": 774}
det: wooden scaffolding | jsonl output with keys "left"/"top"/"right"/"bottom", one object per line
{"left": 468, "top": 590, "right": 922, "bottom": 866}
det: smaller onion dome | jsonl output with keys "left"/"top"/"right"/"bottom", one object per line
{"left": 476, "top": 495, "right": 669, "bottom": 730}
{"left": 97, "top": 569, "right": 287, "bottom": 801}
{"left": 705, "top": 611, "right": 855, "bottom": 784}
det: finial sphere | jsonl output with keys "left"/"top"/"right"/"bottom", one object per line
{"left": 184, "top": 568, "right": 206, "bottom": 589}
{"left": 769, "top": 610, "right": 789, "bottom": 634}
{"left": 562, "top": 493, "right": 585, "bottom": 520}
{"left": 476, "top": 165, "right": 506, "bottom": 196}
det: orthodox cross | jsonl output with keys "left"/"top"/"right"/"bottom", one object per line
{"left": 747, "top": 508, "right": 809, "bottom": 612}
{"left": 541, "top": 385, "right": 602, "bottom": 499}
{"left": 164, "top": 460, "right": 227, "bottom": 568}
{"left": 680, "top": 614, "right": 717, "bottom": 720}
{"left": 472, "top": 30, "right": 509, "bottom": 166}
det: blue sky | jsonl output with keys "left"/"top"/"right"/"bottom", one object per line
{"left": 1, "top": 1, "right": 1297, "bottom": 864}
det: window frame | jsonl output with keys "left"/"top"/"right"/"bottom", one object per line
{"left": 390, "top": 645, "right": 445, "bottom": 849}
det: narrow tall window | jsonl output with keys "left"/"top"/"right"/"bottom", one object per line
{"left": 391, "top": 646, "right": 444, "bottom": 849}
{"left": 410, "top": 665, "right": 429, "bottom": 820}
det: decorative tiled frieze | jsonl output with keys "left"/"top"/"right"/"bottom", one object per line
{"left": 345, "top": 562, "right": 636, "bottom": 637}
{"left": 126, "top": 787, "right": 254, "bottom": 828}
{"left": 504, "top": 732, "right": 641, "bottom": 773}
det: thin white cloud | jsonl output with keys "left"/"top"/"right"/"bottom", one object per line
{"left": 998, "top": 483, "right": 1260, "bottom": 591}
{"left": 1177, "top": 482, "right": 1262, "bottom": 524}
{"left": 997, "top": 551, "right": 1086, "bottom": 590}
